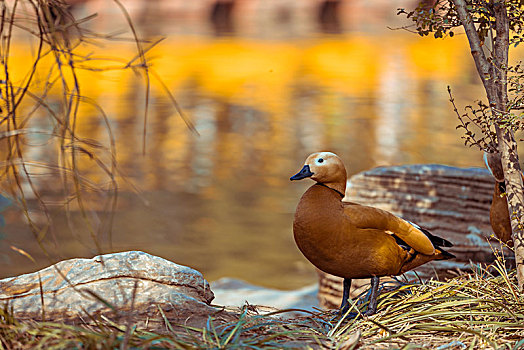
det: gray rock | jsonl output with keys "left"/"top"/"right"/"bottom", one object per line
{"left": 0, "top": 251, "right": 215, "bottom": 321}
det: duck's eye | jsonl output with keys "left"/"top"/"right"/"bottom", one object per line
{"left": 318, "top": 158, "right": 324, "bottom": 163}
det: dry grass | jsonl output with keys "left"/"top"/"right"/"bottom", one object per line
{"left": 1, "top": 258, "right": 523, "bottom": 349}
{"left": 326, "top": 260, "right": 524, "bottom": 349}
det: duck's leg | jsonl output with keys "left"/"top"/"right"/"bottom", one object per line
{"left": 362, "top": 276, "right": 380, "bottom": 316}
{"left": 339, "top": 278, "right": 352, "bottom": 314}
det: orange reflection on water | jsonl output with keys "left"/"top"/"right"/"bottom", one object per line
{"left": 1, "top": 31, "right": 523, "bottom": 288}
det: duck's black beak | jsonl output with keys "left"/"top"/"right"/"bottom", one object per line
{"left": 290, "top": 165, "right": 314, "bottom": 181}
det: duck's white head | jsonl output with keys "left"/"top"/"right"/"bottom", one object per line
{"left": 290, "top": 151, "right": 347, "bottom": 185}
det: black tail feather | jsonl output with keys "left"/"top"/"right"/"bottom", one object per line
{"left": 439, "top": 249, "right": 456, "bottom": 260}
{"left": 420, "top": 227, "right": 453, "bottom": 248}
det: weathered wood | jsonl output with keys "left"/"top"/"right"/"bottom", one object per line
{"left": 318, "top": 164, "right": 509, "bottom": 309}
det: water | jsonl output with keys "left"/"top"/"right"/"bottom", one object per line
{"left": 1, "top": 0, "right": 523, "bottom": 289}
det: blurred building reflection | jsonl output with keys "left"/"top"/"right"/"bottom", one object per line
{"left": 318, "top": 0, "right": 342, "bottom": 34}
{"left": 210, "top": 0, "right": 236, "bottom": 35}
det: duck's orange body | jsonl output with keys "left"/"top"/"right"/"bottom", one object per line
{"left": 293, "top": 183, "right": 450, "bottom": 279}
{"left": 490, "top": 181, "right": 513, "bottom": 246}
{"left": 291, "top": 152, "right": 454, "bottom": 316}
{"left": 484, "top": 152, "right": 520, "bottom": 247}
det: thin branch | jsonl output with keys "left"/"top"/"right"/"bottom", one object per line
{"left": 493, "top": 0, "right": 509, "bottom": 111}
{"left": 452, "top": 0, "right": 496, "bottom": 104}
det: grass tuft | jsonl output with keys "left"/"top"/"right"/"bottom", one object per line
{"left": 1, "top": 261, "right": 523, "bottom": 349}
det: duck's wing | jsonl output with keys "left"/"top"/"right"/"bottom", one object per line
{"left": 343, "top": 202, "right": 435, "bottom": 255}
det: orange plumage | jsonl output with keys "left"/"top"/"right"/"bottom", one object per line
{"left": 484, "top": 152, "right": 520, "bottom": 247}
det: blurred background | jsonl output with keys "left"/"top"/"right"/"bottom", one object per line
{"left": 1, "top": 0, "right": 523, "bottom": 289}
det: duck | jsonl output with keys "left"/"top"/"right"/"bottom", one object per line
{"left": 290, "top": 152, "right": 455, "bottom": 316}
{"left": 483, "top": 152, "right": 517, "bottom": 247}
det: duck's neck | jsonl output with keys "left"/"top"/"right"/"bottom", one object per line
{"left": 319, "top": 181, "right": 346, "bottom": 198}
